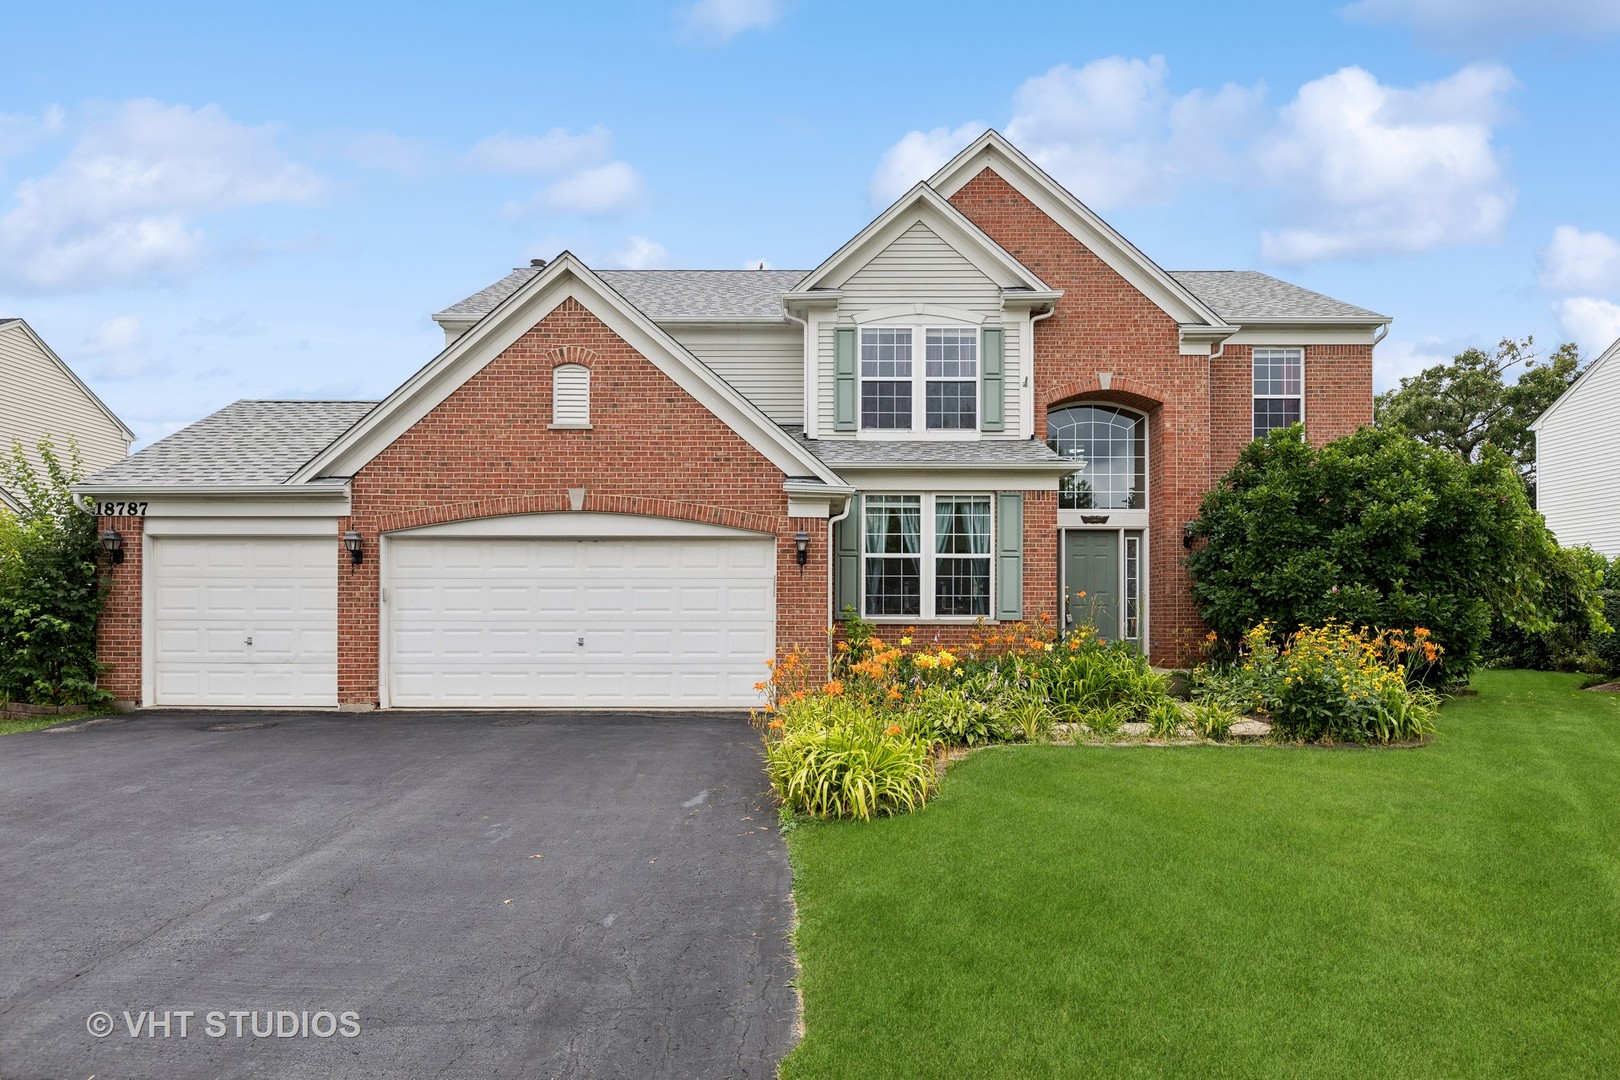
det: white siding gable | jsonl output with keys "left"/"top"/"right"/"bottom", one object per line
{"left": 1537, "top": 340, "right": 1620, "bottom": 556}
{"left": 665, "top": 322, "right": 803, "bottom": 426}
{"left": 814, "top": 222, "right": 1022, "bottom": 438}
{"left": 0, "top": 322, "right": 130, "bottom": 486}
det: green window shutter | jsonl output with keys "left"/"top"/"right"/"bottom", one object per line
{"left": 834, "top": 495, "right": 862, "bottom": 619}
{"left": 980, "top": 327, "right": 1005, "bottom": 433}
{"left": 834, "top": 326, "right": 858, "bottom": 432}
{"left": 996, "top": 491, "right": 1023, "bottom": 621}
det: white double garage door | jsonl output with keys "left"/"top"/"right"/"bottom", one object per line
{"left": 150, "top": 516, "right": 776, "bottom": 708}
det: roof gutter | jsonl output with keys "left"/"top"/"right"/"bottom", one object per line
{"left": 71, "top": 483, "right": 352, "bottom": 497}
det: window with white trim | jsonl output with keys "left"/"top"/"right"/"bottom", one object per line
{"left": 859, "top": 326, "right": 979, "bottom": 431}
{"left": 1252, "top": 347, "right": 1302, "bottom": 438}
{"left": 862, "top": 493, "right": 992, "bottom": 618}
{"left": 552, "top": 364, "right": 590, "bottom": 427}
{"left": 1123, "top": 534, "right": 1141, "bottom": 640}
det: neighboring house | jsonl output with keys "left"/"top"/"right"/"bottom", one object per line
{"left": 1532, "top": 335, "right": 1620, "bottom": 556}
{"left": 1, "top": 318, "right": 134, "bottom": 512}
{"left": 79, "top": 131, "right": 1388, "bottom": 711}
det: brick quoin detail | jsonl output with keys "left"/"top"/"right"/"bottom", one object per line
{"left": 950, "top": 169, "right": 1373, "bottom": 666}
{"left": 341, "top": 296, "right": 829, "bottom": 705}
{"left": 94, "top": 515, "right": 145, "bottom": 702}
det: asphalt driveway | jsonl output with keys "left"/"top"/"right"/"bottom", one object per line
{"left": 0, "top": 710, "right": 797, "bottom": 1080}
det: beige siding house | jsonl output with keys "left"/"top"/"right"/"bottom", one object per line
{"left": 1533, "top": 335, "right": 1620, "bottom": 556}
{"left": 0, "top": 319, "right": 134, "bottom": 510}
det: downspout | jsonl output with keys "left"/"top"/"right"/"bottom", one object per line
{"left": 825, "top": 494, "right": 854, "bottom": 634}
{"left": 1028, "top": 304, "right": 1056, "bottom": 439}
{"left": 782, "top": 302, "right": 813, "bottom": 439}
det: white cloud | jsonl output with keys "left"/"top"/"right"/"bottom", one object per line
{"left": 1256, "top": 64, "right": 1516, "bottom": 263}
{"left": 75, "top": 315, "right": 147, "bottom": 357}
{"left": 1374, "top": 337, "right": 1462, "bottom": 391}
{"left": 610, "top": 236, "right": 671, "bottom": 270}
{"left": 869, "top": 57, "right": 1263, "bottom": 209}
{"left": 466, "top": 127, "right": 613, "bottom": 177}
{"left": 1341, "top": 0, "right": 1620, "bottom": 44}
{"left": 0, "top": 100, "right": 324, "bottom": 291}
{"left": 678, "top": 0, "right": 782, "bottom": 43}
{"left": 532, "top": 161, "right": 646, "bottom": 216}
{"left": 1557, "top": 297, "right": 1620, "bottom": 355}
{"left": 869, "top": 123, "right": 984, "bottom": 206}
{"left": 1006, "top": 57, "right": 1265, "bottom": 209}
{"left": 1539, "top": 225, "right": 1620, "bottom": 295}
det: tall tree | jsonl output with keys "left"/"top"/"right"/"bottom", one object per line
{"left": 1374, "top": 336, "right": 1583, "bottom": 501}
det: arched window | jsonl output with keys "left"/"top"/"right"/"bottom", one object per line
{"left": 551, "top": 364, "right": 590, "bottom": 428}
{"left": 1047, "top": 404, "right": 1146, "bottom": 510}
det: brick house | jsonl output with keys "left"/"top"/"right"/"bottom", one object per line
{"left": 79, "top": 131, "right": 1388, "bottom": 710}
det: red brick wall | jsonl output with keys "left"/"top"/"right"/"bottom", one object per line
{"left": 951, "top": 169, "right": 1208, "bottom": 665}
{"left": 950, "top": 168, "right": 1375, "bottom": 666}
{"left": 340, "top": 295, "right": 826, "bottom": 704}
{"left": 1211, "top": 344, "right": 1375, "bottom": 472}
{"left": 94, "top": 515, "right": 144, "bottom": 702}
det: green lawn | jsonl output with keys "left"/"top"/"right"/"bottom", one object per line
{"left": 0, "top": 713, "right": 79, "bottom": 736}
{"left": 782, "top": 670, "right": 1620, "bottom": 1079}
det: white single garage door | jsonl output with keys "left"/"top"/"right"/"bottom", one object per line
{"left": 386, "top": 528, "right": 775, "bottom": 708}
{"left": 151, "top": 537, "right": 338, "bottom": 707}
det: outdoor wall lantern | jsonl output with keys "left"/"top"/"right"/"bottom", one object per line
{"left": 100, "top": 529, "right": 124, "bottom": 565}
{"left": 794, "top": 530, "right": 810, "bottom": 567}
{"left": 1183, "top": 521, "right": 1196, "bottom": 549}
{"left": 343, "top": 530, "right": 364, "bottom": 566}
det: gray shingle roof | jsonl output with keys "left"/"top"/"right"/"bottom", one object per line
{"left": 1169, "top": 271, "right": 1387, "bottom": 322}
{"left": 787, "top": 429, "right": 1073, "bottom": 468}
{"left": 444, "top": 265, "right": 1381, "bottom": 325}
{"left": 83, "top": 400, "right": 378, "bottom": 486}
{"left": 438, "top": 267, "right": 810, "bottom": 322}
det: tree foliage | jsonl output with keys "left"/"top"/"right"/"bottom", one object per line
{"left": 0, "top": 438, "right": 109, "bottom": 705}
{"left": 1186, "top": 426, "right": 1584, "bottom": 684}
{"left": 1374, "top": 336, "right": 1582, "bottom": 500}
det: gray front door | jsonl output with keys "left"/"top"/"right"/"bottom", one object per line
{"left": 1063, "top": 530, "right": 1119, "bottom": 639}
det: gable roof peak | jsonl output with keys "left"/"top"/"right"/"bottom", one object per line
{"left": 927, "top": 130, "right": 1231, "bottom": 330}
{"left": 788, "top": 177, "right": 1056, "bottom": 300}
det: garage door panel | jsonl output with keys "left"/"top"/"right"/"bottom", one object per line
{"left": 388, "top": 534, "right": 774, "bottom": 708}
{"left": 152, "top": 537, "right": 338, "bottom": 707}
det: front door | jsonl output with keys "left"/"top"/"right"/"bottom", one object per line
{"left": 1063, "top": 530, "right": 1120, "bottom": 640}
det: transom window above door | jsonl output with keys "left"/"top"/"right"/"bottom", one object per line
{"left": 1047, "top": 404, "right": 1146, "bottom": 510}
{"left": 860, "top": 326, "right": 979, "bottom": 431}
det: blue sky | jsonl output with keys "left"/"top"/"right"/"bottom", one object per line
{"left": 3, "top": 0, "right": 1619, "bottom": 447}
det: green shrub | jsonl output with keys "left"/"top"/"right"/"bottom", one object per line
{"left": 1145, "top": 699, "right": 1187, "bottom": 740}
{"left": 995, "top": 690, "right": 1056, "bottom": 743}
{"left": 760, "top": 695, "right": 935, "bottom": 820}
{"left": 1188, "top": 425, "right": 1569, "bottom": 684}
{"left": 0, "top": 439, "right": 108, "bottom": 706}
{"left": 1189, "top": 701, "right": 1239, "bottom": 740}
{"left": 1486, "top": 546, "right": 1611, "bottom": 673}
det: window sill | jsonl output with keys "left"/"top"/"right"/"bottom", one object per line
{"left": 547, "top": 423, "right": 593, "bottom": 430}
{"left": 863, "top": 616, "right": 996, "bottom": 625}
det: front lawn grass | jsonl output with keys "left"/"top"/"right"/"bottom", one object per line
{"left": 782, "top": 670, "right": 1620, "bottom": 1079}
{"left": 0, "top": 714, "right": 78, "bottom": 736}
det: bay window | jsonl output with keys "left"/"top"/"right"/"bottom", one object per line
{"left": 863, "top": 494, "right": 992, "bottom": 618}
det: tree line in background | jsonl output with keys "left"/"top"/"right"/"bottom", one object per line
{"left": 1191, "top": 335, "right": 1614, "bottom": 684}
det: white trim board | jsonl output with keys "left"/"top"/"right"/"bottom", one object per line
{"left": 385, "top": 512, "right": 772, "bottom": 540}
